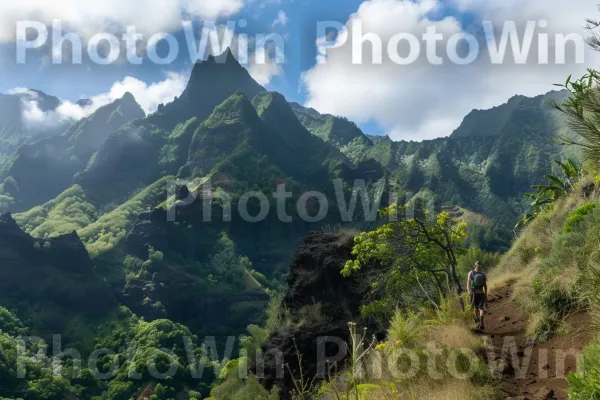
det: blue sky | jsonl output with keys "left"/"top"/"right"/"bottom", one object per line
{"left": 0, "top": 0, "right": 367, "bottom": 103}
{"left": 0, "top": 0, "right": 598, "bottom": 140}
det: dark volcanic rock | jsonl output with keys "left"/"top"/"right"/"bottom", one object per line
{"left": 284, "top": 233, "right": 364, "bottom": 315}
{"left": 124, "top": 208, "right": 170, "bottom": 258}
{"left": 175, "top": 184, "right": 190, "bottom": 200}
{"left": 258, "top": 232, "right": 380, "bottom": 398}
{"left": 122, "top": 206, "right": 269, "bottom": 333}
{"left": 0, "top": 212, "right": 117, "bottom": 334}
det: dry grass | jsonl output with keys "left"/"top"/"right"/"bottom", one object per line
{"left": 362, "top": 378, "right": 493, "bottom": 400}
{"left": 498, "top": 194, "right": 586, "bottom": 274}
{"left": 492, "top": 190, "right": 598, "bottom": 341}
{"left": 336, "top": 228, "right": 359, "bottom": 247}
{"left": 319, "top": 296, "right": 494, "bottom": 400}
{"left": 510, "top": 266, "right": 538, "bottom": 312}
{"left": 552, "top": 265, "right": 580, "bottom": 297}
{"left": 525, "top": 310, "right": 552, "bottom": 338}
{"left": 426, "top": 323, "right": 481, "bottom": 351}
{"left": 486, "top": 268, "right": 529, "bottom": 293}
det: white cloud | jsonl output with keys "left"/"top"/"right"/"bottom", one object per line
{"left": 272, "top": 10, "right": 288, "bottom": 27}
{"left": 0, "top": 0, "right": 247, "bottom": 43}
{"left": 87, "top": 72, "right": 188, "bottom": 115}
{"left": 248, "top": 46, "right": 284, "bottom": 84}
{"left": 302, "top": 0, "right": 600, "bottom": 140}
{"left": 12, "top": 72, "right": 187, "bottom": 131}
{"left": 184, "top": 0, "right": 245, "bottom": 21}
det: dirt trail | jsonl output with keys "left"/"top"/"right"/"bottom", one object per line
{"left": 481, "top": 283, "right": 591, "bottom": 400}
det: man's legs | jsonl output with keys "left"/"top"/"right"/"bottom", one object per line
{"left": 473, "top": 294, "right": 485, "bottom": 330}
{"left": 471, "top": 294, "right": 479, "bottom": 323}
{"left": 478, "top": 308, "right": 485, "bottom": 330}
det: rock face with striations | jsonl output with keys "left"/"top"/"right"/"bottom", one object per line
{"left": 258, "top": 232, "right": 379, "bottom": 398}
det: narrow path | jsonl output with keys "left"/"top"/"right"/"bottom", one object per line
{"left": 481, "top": 283, "right": 591, "bottom": 400}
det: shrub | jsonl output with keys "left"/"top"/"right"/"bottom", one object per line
{"left": 208, "top": 374, "right": 279, "bottom": 400}
{"left": 564, "top": 202, "right": 598, "bottom": 233}
{"left": 148, "top": 247, "right": 165, "bottom": 264}
{"left": 0, "top": 307, "right": 27, "bottom": 337}
{"left": 387, "top": 310, "right": 425, "bottom": 348}
{"left": 567, "top": 343, "right": 600, "bottom": 399}
{"left": 516, "top": 245, "right": 539, "bottom": 265}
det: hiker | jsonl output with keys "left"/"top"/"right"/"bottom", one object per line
{"left": 467, "top": 261, "right": 487, "bottom": 330}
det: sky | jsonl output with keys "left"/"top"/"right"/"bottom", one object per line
{"left": 0, "top": 0, "right": 599, "bottom": 140}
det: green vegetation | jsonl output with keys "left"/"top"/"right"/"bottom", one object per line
{"left": 564, "top": 201, "right": 598, "bottom": 233}
{"left": 208, "top": 374, "right": 279, "bottom": 400}
{"left": 343, "top": 206, "right": 468, "bottom": 318}
{"left": 497, "top": 177, "right": 598, "bottom": 340}
{"left": 542, "top": 62, "right": 600, "bottom": 395}
{"left": 317, "top": 299, "right": 493, "bottom": 400}
{"left": 553, "top": 69, "right": 600, "bottom": 164}
{"left": 79, "top": 177, "right": 170, "bottom": 257}
{"left": 208, "top": 205, "right": 497, "bottom": 400}
{"left": 0, "top": 307, "right": 221, "bottom": 400}
{"left": 3, "top": 42, "right": 599, "bottom": 400}
{"left": 293, "top": 90, "right": 575, "bottom": 252}
{"left": 516, "top": 159, "right": 582, "bottom": 229}
{"left": 0, "top": 306, "right": 27, "bottom": 337}
{"left": 568, "top": 343, "right": 600, "bottom": 399}
{"left": 14, "top": 185, "right": 97, "bottom": 238}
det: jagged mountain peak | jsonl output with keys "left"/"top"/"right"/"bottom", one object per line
{"left": 118, "top": 91, "right": 137, "bottom": 104}
{"left": 155, "top": 49, "right": 265, "bottom": 126}
{"left": 186, "top": 48, "right": 261, "bottom": 90}
{"left": 203, "top": 47, "right": 236, "bottom": 64}
{"left": 20, "top": 89, "right": 61, "bottom": 112}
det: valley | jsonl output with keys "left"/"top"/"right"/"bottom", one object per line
{"left": 0, "top": 48, "right": 597, "bottom": 400}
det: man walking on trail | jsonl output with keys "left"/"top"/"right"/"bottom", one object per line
{"left": 467, "top": 261, "right": 487, "bottom": 330}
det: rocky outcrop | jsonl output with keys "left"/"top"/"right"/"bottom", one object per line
{"left": 258, "top": 232, "right": 380, "bottom": 397}
{"left": 0, "top": 212, "right": 117, "bottom": 335}
{"left": 121, "top": 206, "right": 269, "bottom": 334}
{"left": 124, "top": 208, "right": 170, "bottom": 258}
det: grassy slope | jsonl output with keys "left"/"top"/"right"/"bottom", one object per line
{"left": 78, "top": 176, "right": 171, "bottom": 258}
{"left": 492, "top": 185, "right": 597, "bottom": 340}
{"left": 14, "top": 185, "right": 97, "bottom": 238}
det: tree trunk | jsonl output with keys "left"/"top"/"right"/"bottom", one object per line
{"left": 449, "top": 263, "right": 465, "bottom": 311}
{"left": 449, "top": 263, "right": 463, "bottom": 295}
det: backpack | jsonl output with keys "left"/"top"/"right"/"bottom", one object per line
{"left": 471, "top": 271, "right": 485, "bottom": 289}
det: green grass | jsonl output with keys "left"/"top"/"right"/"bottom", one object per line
{"left": 78, "top": 177, "right": 171, "bottom": 258}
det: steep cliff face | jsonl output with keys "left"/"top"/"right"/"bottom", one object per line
{"left": 120, "top": 207, "right": 269, "bottom": 335}
{"left": 259, "top": 232, "right": 380, "bottom": 397}
{"left": 0, "top": 212, "right": 116, "bottom": 336}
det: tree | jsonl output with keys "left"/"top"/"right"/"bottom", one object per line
{"left": 583, "top": 13, "right": 600, "bottom": 53}
{"left": 342, "top": 204, "right": 468, "bottom": 316}
{"left": 551, "top": 70, "right": 600, "bottom": 164}
{"left": 516, "top": 159, "right": 581, "bottom": 229}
